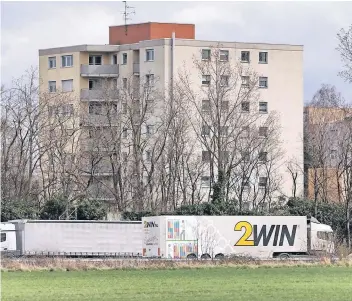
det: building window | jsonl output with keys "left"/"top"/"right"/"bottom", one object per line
{"left": 122, "top": 53, "right": 128, "bottom": 65}
{"left": 202, "top": 49, "right": 211, "bottom": 61}
{"left": 146, "top": 99, "right": 154, "bottom": 113}
{"left": 89, "top": 102, "right": 102, "bottom": 115}
{"left": 122, "top": 152, "right": 128, "bottom": 163}
{"left": 48, "top": 57, "right": 56, "bottom": 69}
{"left": 220, "top": 126, "right": 228, "bottom": 136}
{"left": 220, "top": 75, "right": 229, "bottom": 87}
{"left": 241, "top": 151, "right": 250, "bottom": 162}
{"left": 113, "top": 54, "right": 118, "bottom": 65}
{"left": 202, "top": 151, "right": 211, "bottom": 163}
{"left": 146, "top": 74, "right": 154, "bottom": 86}
{"left": 123, "top": 78, "right": 127, "bottom": 89}
{"left": 202, "top": 100, "right": 210, "bottom": 112}
{"left": 330, "top": 149, "right": 337, "bottom": 160}
{"left": 49, "top": 81, "right": 56, "bottom": 93}
{"left": 221, "top": 101, "right": 229, "bottom": 112}
{"left": 259, "top": 177, "right": 267, "bottom": 188}
{"left": 259, "top": 151, "right": 268, "bottom": 162}
{"left": 220, "top": 50, "right": 229, "bottom": 61}
{"left": 62, "top": 79, "right": 73, "bottom": 92}
{"left": 201, "top": 125, "right": 210, "bottom": 136}
{"left": 259, "top": 102, "right": 268, "bottom": 113}
{"left": 146, "top": 49, "right": 154, "bottom": 61}
{"left": 241, "top": 51, "right": 250, "bottom": 62}
{"left": 123, "top": 127, "right": 128, "bottom": 138}
{"left": 259, "top": 52, "right": 268, "bottom": 63}
{"left": 89, "top": 55, "right": 102, "bottom": 65}
{"left": 61, "top": 55, "right": 73, "bottom": 67}
{"left": 259, "top": 77, "right": 268, "bottom": 88}
{"left": 202, "top": 75, "right": 211, "bottom": 86}
{"left": 241, "top": 76, "right": 250, "bottom": 87}
{"left": 146, "top": 150, "right": 152, "bottom": 161}
{"left": 259, "top": 127, "right": 268, "bottom": 137}
{"left": 62, "top": 104, "right": 74, "bottom": 116}
{"left": 122, "top": 103, "right": 127, "bottom": 114}
{"left": 241, "top": 101, "right": 250, "bottom": 112}
{"left": 146, "top": 125, "right": 154, "bottom": 135}
{"left": 241, "top": 126, "right": 250, "bottom": 138}
{"left": 89, "top": 79, "right": 101, "bottom": 90}
{"left": 201, "top": 176, "right": 210, "bottom": 187}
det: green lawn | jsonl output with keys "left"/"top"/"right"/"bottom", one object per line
{"left": 2, "top": 266, "right": 352, "bottom": 301}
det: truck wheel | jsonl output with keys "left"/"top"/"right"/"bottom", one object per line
{"left": 201, "top": 253, "right": 211, "bottom": 260}
{"left": 278, "top": 253, "right": 290, "bottom": 260}
{"left": 186, "top": 253, "right": 197, "bottom": 260}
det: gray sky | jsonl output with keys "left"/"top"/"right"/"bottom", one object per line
{"left": 1, "top": 1, "right": 351, "bottom": 102}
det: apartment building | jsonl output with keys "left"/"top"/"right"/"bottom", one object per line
{"left": 38, "top": 22, "right": 304, "bottom": 210}
{"left": 304, "top": 106, "right": 352, "bottom": 202}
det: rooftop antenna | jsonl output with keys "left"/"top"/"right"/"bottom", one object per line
{"left": 122, "top": 1, "right": 135, "bottom": 36}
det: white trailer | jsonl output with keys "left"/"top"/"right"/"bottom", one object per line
{"left": 142, "top": 216, "right": 335, "bottom": 259}
{"left": 0, "top": 220, "right": 142, "bottom": 257}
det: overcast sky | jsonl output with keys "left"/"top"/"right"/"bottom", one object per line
{"left": 1, "top": 1, "right": 351, "bottom": 101}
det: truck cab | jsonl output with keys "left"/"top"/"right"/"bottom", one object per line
{"left": 309, "top": 219, "right": 335, "bottom": 255}
{"left": 0, "top": 223, "right": 17, "bottom": 253}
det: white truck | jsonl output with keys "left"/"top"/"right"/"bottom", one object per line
{"left": 142, "top": 216, "right": 335, "bottom": 259}
{"left": 0, "top": 219, "right": 142, "bottom": 257}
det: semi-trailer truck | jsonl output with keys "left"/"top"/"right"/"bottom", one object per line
{"left": 0, "top": 219, "right": 142, "bottom": 257}
{"left": 142, "top": 216, "right": 335, "bottom": 259}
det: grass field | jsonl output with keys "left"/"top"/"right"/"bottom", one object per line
{"left": 2, "top": 266, "right": 352, "bottom": 301}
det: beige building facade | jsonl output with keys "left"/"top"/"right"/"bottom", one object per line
{"left": 38, "top": 22, "right": 304, "bottom": 211}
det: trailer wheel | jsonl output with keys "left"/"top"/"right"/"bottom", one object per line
{"left": 201, "top": 253, "right": 211, "bottom": 260}
{"left": 278, "top": 253, "right": 290, "bottom": 260}
{"left": 214, "top": 253, "right": 225, "bottom": 260}
{"left": 186, "top": 253, "right": 197, "bottom": 260}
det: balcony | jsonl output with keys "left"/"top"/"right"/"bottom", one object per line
{"left": 133, "top": 63, "right": 140, "bottom": 74}
{"left": 81, "top": 64, "right": 119, "bottom": 77}
{"left": 81, "top": 89, "right": 119, "bottom": 101}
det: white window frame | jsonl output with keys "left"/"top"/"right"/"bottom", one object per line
{"left": 241, "top": 101, "right": 250, "bottom": 112}
{"left": 146, "top": 124, "right": 154, "bottom": 135}
{"left": 259, "top": 102, "right": 268, "bottom": 113}
{"left": 89, "top": 102, "right": 102, "bottom": 115}
{"left": 61, "top": 55, "right": 73, "bottom": 67}
{"left": 241, "top": 51, "right": 250, "bottom": 63}
{"left": 89, "top": 55, "right": 102, "bottom": 66}
{"left": 146, "top": 74, "right": 155, "bottom": 86}
{"left": 259, "top": 127, "right": 268, "bottom": 137}
{"left": 48, "top": 57, "right": 56, "bottom": 69}
{"left": 219, "top": 50, "right": 229, "bottom": 61}
{"left": 146, "top": 49, "right": 154, "bottom": 62}
{"left": 241, "top": 76, "right": 250, "bottom": 87}
{"left": 123, "top": 78, "right": 128, "bottom": 89}
{"left": 122, "top": 53, "right": 128, "bottom": 65}
{"left": 220, "top": 75, "right": 229, "bottom": 87}
{"left": 146, "top": 150, "right": 152, "bottom": 161}
{"left": 201, "top": 176, "right": 210, "bottom": 187}
{"left": 259, "top": 151, "right": 268, "bottom": 162}
{"left": 259, "top": 177, "right": 267, "bottom": 188}
{"left": 49, "top": 81, "right": 56, "bottom": 93}
{"left": 202, "top": 49, "right": 211, "bottom": 61}
{"left": 201, "top": 125, "right": 210, "bottom": 136}
{"left": 202, "top": 151, "right": 211, "bottom": 162}
{"left": 259, "top": 77, "right": 268, "bottom": 88}
{"left": 202, "top": 75, "right": 211, "bottom": 86}
{"left": 61, "top": 79, "right": 73, "bottom": 92}
{"left": 112, "top": 54, "right": 118, "bottom": 65}
{"left": 259, "top": 52, "right": 268, "bottom": 64}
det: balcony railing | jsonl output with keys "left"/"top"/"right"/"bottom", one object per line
{"left": 133, "top": 63, "right": 140, "bottom": 74}
{"left": 81, "top": 89, "right": 119, "bottom": 100}
{"left": 81, "top": 64, "right": 119, "bottom": 77}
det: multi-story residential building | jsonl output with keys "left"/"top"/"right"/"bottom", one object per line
{"left": 38, "top": 22, "right": 304, "bottom": 212}
{"left": 304, "top": 106, "right": 352, "bottom": 203}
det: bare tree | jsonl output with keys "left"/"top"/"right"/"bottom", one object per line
{"left": 175, "top": 46, "right": 283, "bottom": 211}
{"left": 337, "top": 25, "right": 352, "bottom": 83}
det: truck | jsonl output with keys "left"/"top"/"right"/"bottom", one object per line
{"left": 0, "top": 220, "right": 142, "bottom": 257}
{"left": 142, "top": 216, "right": 335, "bottom": 259}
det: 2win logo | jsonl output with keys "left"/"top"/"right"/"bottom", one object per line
{"left": 234, "top": 221, "right": 297, "bottom": 247}
{"left": 144, "top": 221, "right": 159, "bottom": 228}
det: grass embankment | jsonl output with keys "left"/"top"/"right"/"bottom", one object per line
{"left": 2, "top": 265, "right": 352, "bottom": 301}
